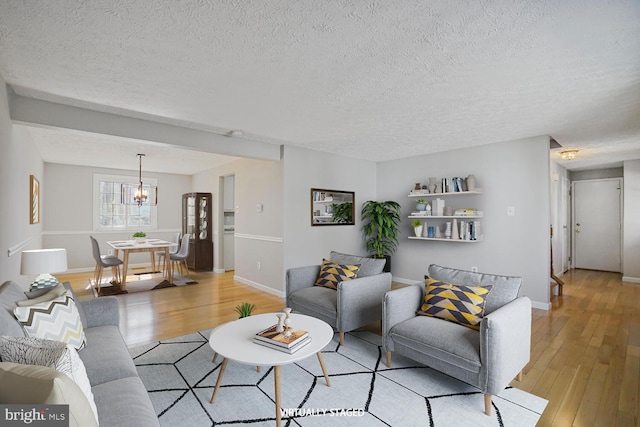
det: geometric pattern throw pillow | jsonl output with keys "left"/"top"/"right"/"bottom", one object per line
{"left": 314, "top": 259, "right": 360, "bottom": 290}
{"left": 0, "top": 336, "right": 98, "bottom": 424}
{"left": 13, "top": 291, "right": 86, "bottom": 350}
{"left": 418, "top": 278, "right": 493, "bottom": 330}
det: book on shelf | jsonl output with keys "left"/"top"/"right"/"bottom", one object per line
{"left": 453, "top": 208, "right": 480, "bottom": 216}
{"left": 252, "top": 336, "right": 312, "bottom": 354}
{"left": 255, "top": 324, "right": 309, "bottom": 348}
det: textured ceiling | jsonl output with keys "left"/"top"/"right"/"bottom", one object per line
{"left": 1, "top": 0, "right": 639, "bottom": 172}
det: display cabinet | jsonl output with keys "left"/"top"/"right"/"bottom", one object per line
{"left": 182, "top": 192, "right": 213, "bottom": 271}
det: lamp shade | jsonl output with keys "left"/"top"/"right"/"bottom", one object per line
{"left": 20, "top": 249, "right": 68, "bottom": 275}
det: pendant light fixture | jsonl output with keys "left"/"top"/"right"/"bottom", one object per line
{"left": 121, "top": 154, "right": 157, "bottom": 206}
{"left": 134, "top": 154, "right": 148, "bottom": 205}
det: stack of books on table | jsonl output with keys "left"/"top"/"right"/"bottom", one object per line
{"left": 253, "top": 324, "right": 311, "bottom": 354}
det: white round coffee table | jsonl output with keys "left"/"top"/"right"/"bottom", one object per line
{"left": 208, "top": 313, "right": 334, "bottom": 427}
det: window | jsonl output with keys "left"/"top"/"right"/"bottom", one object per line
{"left": 93, "top": 174, "right": 157, "bottom": 231}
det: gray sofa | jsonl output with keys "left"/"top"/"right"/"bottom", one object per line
{"left": 382, "top": 264, "right": 531, "bottom": 415}
{"left": 0, "top": 280, "right": 159, "bottom": 427}
{"left": 286, "top": 251, "right": 392, "bottom": 345}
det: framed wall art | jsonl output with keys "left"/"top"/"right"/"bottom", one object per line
{"left": 30, "top": 175, "right": 39, "bottom": 224}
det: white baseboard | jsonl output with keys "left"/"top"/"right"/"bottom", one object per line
{"left": 214, "top": 268, "right": 226, "bottom": 274}
{"left": 622, "top": 276, "right": 640, "bottom": 284}
{"left": 234, "top": 275, "right": 286, "bottom": 299}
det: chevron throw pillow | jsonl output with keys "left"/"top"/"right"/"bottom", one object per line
{"left": 418, "top": 278, "right": 493, "bottom": 330}
{"left": 314, "top": 259, "right": 360, "bottom": 290}
{"left": 13, "top": 291, "right": 86, "bottom": 350}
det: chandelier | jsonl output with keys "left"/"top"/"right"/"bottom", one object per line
{"left": 134, "top": 154, "right": 148, "bottom": 205}
{"left": 560, "top": 150, "right": 579, "bottom": 160}
{"left": 121, "top": 154, "right": 157, "bottom": 206}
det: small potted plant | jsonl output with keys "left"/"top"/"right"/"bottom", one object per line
{"left": 412, "top": 219, "right": 424, "bottom": 237}
{"left": 415, "top": 199, "right": 427, "bottom": 211}
{"left": 132, "top": 231, "right": 147, "bottom": 244}
{"left": 234, "top": 302, "right": 255, "bottom": 319}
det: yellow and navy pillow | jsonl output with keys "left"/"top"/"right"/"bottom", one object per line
{"left": 417, "top": 278, "right": 493, "bottom": 330}
{"left": 315, "top": 259, "right": 360, "bottom": 290}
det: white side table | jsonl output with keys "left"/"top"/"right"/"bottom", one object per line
{"left": 208, "top": 313, "right": 334, "bottom": 427}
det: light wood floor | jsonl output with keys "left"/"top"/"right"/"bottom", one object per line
{"left": 58, "top": 268, "right": 638, "bottom": 426}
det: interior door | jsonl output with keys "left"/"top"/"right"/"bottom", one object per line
{"left": 573, "top": 179, "right": 622, "bottom": 272}
{"left": 561, "top": 176, "right": 570, "bottom": 273}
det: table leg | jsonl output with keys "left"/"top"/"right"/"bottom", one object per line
{"left": 164, "top": 247, "right": 173, "bottom": 284}
{"left": 121, "top": 251, "right": 129, "bottom": 290}
{"left": 150, "top": 251, "right": 156, "bottom": 273}
{"left": 316, "top": 352, "right": 331, "bottom": 387}
{"left": 274, "top": 365, "right": 282, "bottom": 427}
{"left": 210, "top": 358, "right": 228, "bottom": 404}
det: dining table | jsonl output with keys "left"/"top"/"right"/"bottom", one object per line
{"left": 106, "top": 239, "right": 177, "bottom": 290}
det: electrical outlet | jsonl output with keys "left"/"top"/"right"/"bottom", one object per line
{"left": 107, "top": 249, "right": 114, "bottom": 256}
{"left": 471, "top": 266, "right": 479, "bottom": 272}
{"left": 257, "top": 261, "right": 261, "bottom": 270}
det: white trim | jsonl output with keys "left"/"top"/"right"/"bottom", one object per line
{"left": 234, "top": 275, "right": 286, "bottom": 298}
{"left": 531, "top": 301, "right": 551, "bottom": 311}
{"left": 7, "top": 235, "right": 39, "bottom": 258}
{"left": 42, "top": 229, "right": 180, "bottom": 236}
{"left": 391, "top": 276, "right": 421, "bottom": 285}
{"left": 622, "top": 276, "right": 640, "bottom": 284}
{"left": 234, "top": 233, "right": 283, "bottom": 243}
{"left": 214, "top": 268, "right": 226, "bottom": 274}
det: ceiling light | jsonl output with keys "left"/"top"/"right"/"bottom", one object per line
{"left": 121, "top": 154, "right": 157, "bottom": 206}
{"left": 560, "top": 150, "right": 578, "bottom": 160}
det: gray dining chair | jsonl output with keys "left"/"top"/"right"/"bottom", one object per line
{"left": 90, "top": 236, "right": 123, "bottom": 292}
{"left": 170, "top": 234, "right": 191, "bottom": 279}
{"left": 157, "top": 232, "right": 181, "bottom": 273}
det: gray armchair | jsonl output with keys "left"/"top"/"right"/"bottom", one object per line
{"left": 383, "top": 264, "right": 531, "bottom": 415}
{"left": 286, "top": 251, "right": 392, "bottom": 346}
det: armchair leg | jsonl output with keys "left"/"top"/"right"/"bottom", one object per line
{"left": 339, "top": 332, "right": 344, "bottom": 346}
{"left": 516, "top": 370, "right": 523, "bottom": 382}
{"left": 386, "top": 351, "right": 391, "bottom": 368}
{"left": 484, "top": 394, "right": 492, "bottom": 416}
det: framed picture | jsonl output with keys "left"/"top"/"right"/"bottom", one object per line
{"left": 30, "top": 175, "right": 39, "bottom": 224}
{"left": 310, "top": 188, "right": 355, "bottom": 226}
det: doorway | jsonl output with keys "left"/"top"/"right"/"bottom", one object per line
{"left": 572, "top": 178, "right": 622, "bottom": 272}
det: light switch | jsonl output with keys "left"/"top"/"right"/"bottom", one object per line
{"left": 256, "top": 203, "right": 263, "bottom": 213}
{"left": 507, "top": 206, "right": 515, "bottom": 216}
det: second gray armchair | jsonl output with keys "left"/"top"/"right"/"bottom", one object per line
{"left": 286, "top": 251, "right": 392, "bottom": 346}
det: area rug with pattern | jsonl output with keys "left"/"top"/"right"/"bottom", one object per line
{"left": 92, "top": 272, "right": 197, "bottom": 296}
{"left": 129, "top": 330, "right": 547, "bottom": 426}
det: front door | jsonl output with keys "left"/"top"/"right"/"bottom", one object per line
{"left": 573, "top": 178, "right": 622, "bottom": 272}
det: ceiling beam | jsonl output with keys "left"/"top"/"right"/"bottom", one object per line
{"left": 8, "top": 92, "right": 282, "bottom": 161}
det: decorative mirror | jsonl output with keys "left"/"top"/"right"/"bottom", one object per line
{"left": 311, "top": 189, "right": 355, "bottom": 226}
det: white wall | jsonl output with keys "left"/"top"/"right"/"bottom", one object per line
{"left": 43, "top": 163, "right": 190, "bottom": 270}
{"left": 0, "top": 78, "right": 44, "bottom": 287}
{"left": 623, "top": 159, "right": 640, "bottom": 282}
{"left": 282, "top": 145, "right": 378, "bottom": 273}
{"left": 377, "top": 136, "right": 551, "bottom": 309}
{"left": 192, "top": 157, "right": 284, "bottom": 295}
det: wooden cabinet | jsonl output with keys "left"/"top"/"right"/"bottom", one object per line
{"left": 182, "top": 192, "right": 213, "bottom": 271}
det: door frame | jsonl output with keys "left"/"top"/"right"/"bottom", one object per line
{"left": 570, "top": 177, "right": 623, "bottom": 271}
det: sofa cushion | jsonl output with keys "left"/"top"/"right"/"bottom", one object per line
{"left": 427, "top": 264, "right": 522, "bottom": 314}
{"left": 0, "top": 336, "right": 98, "bottom": 424}
{"left": 91, "top": 376, "right": 160, "bottom": 427}
{"left": 13, "top": 291, "right": 86, "bottom": 350}
{"left": 330, "top": 251, "right": 385, "bottom": 277}
{"left": 314, "top": 259, "right": 360, "bottom": 290}
{"left": 80, "top": 325, "right": 139, "bottom": 386}
{"left": 418, "top": 278, "right": 492, "bottom": 330}
{"left": 17, "top": 282, "right": 67, "bottom": 306}
{"left": 288, "top": 286, "right": 338, "bottom": 327}
{"left": 0, "top": 281, "right": 27, "bottom": 337}
{"left": 389, "top": 315, "right": 481, "bottom": 373}
{"left": 0, "top": 362, "right": 99, "bottom": 427}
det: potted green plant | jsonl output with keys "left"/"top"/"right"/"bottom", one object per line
{"left": 415, "top": 199, "right": 427, "bottom": 211}
{"left": 234, "top": 302, "right": 255, "bottom": 319}
{"left": 361, "top": 200, "right": 401, "bottom": 272}
{"left": 412, "top": 219, "right": 423, "bottom": 237}
{"left": 132, "top": 231, "right": 147, "bottom": 244}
